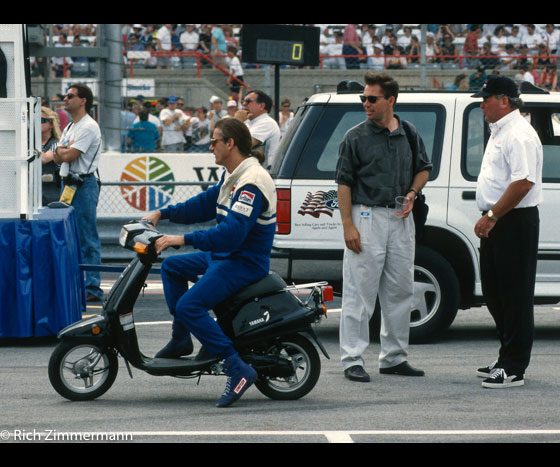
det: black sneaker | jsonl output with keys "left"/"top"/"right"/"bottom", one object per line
{"left": 482, "top": 368, "right": 524, "bottom": 389}
{"left": 476, "top": 359, "right": 498, "bottom": 378}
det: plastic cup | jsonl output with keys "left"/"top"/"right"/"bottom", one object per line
{"left": 395, "top": 196, "right": 410, "bottom": 218}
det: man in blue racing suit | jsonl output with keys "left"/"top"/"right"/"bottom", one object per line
{"left": 143, "top": 118, "right": 277, "bottom": 407}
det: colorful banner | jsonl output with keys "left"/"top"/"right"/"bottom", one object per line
{"left": 97, "top": 152, "right": 222, "bottom": 217}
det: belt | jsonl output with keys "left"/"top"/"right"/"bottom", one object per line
{"left": 374, "top": 203, "right": 396, "bottom": 209}
{"left": 82, "top": 172, "right": 96, "bottom": 178}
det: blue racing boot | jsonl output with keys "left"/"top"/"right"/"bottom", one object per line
{"left": 155, "top": 321, "right": 194, "bottom": 358}
{"left": 216, "top": 354, "right": 257, "bottom": 408}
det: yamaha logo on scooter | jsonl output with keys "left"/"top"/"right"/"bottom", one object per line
{"left": 249, "top": 310, "right": 270, "bottom": 327}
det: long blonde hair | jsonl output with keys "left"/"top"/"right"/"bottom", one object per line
{"left": 41, "top": 106, "right": 62, "bottom": 140}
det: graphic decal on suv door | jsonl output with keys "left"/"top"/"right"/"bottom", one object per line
{"left": 297, "top": 190, "right": 338, "bottom": 218}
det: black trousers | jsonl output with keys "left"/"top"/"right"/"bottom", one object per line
{"left": 480, "top": 207, "right": 539, "bottom": 375}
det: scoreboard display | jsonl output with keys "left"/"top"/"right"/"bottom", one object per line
{"left": 241, "top": 25, "right": 320, "bottom": 67}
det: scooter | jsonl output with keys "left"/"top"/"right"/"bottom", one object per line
{"left": 48, "top": 220, "right": 332, "bottom": 402}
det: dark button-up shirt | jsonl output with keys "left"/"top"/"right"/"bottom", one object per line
{"left": 335, "top": 116, "right": 432, "bottom": 206}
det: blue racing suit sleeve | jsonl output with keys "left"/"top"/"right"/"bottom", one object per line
{"left": 183, "top": 184, "right": 265, "bottom": 252}
{"left": 159, "top": 178, "right": 222, "bottom": 225}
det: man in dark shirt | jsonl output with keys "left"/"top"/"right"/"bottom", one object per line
{"left": 336, "top": 72, "right": 432, "bottom": 383}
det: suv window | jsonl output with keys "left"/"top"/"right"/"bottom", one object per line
{"left": 462, "top": 103, "right": 560, "bottom": 182}
{"left": 293, "top": 103, "right": 445, "bottom": 180}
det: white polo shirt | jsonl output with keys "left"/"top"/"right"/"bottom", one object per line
{"left": 476, "top": 109, "right": 543, "bottom": 211}
{"left": 245, "top": 112, "right": 281, "bottom": 169}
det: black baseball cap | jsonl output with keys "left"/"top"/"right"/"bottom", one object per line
{"left": 471, "top": 75, "right": 520, "bottom": 98}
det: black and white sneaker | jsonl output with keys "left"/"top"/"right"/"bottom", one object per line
{"left": 481, "top": 368, "right": 524, "bottom": 389}
{"left": 476, "top": 359, "right": 498, "bottom": 378}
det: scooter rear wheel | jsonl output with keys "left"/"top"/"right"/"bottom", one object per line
{"left": 254, "top": 333, "right": 321, "bottom": 401}
{"left": 48, "top": 341, "right": 118, "bottom": 401}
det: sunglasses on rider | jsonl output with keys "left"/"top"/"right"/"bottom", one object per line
{"left": 359, "top": 95, "right": 387, "bottom": 104}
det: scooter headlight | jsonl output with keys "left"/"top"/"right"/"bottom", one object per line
{"left": 119, "top": 227, "right": 129, "bottom": 247}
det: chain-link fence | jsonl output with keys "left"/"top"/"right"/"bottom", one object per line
{"left": 98, "top": 180, "right": 216, "bottom": 218}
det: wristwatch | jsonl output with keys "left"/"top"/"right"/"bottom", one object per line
{"left": 487, "top": 210, "right": 499, "bottom": 221}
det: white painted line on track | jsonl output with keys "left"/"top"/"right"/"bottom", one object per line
{"left": 28, "top": 429, "right": 559, "bottom": 443}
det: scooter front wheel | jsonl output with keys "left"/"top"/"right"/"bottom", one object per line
{"left": 254, "top": 333, "right": 321, "bottom": 401}
{"left": 48, "top": 341, "right": 118, "bottom": 401}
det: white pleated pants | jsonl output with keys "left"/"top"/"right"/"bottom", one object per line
{"left": 340, "top": 204, "right": 415, "bottom": 370}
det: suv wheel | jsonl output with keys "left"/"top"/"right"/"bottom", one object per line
{"left": 369, "top": 245, "right": 460, "bottom": 343}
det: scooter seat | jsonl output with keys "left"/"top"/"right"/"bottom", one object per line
{"left": 227, "top": 272, "right": 287, "bottom": 306}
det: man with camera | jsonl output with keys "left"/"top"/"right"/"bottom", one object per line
{"left": 50, "top": 83, "right": 103, "bottom": 302}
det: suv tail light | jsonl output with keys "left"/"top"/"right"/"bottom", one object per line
{"left": 276, "top": 188, "right": 291, "bottom": 234}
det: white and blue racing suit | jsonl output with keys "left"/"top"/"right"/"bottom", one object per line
{"left": 158, "top": 157, "right": 277, "bottom": 359}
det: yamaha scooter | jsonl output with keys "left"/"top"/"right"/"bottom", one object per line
{"left": 48, "top": 220, "right": 332, "bottom": 402}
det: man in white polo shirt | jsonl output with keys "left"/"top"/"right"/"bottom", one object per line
{"left": 236, "top": 89, "right": 281, "bottom": 171}
{"left": 472, "top": 75, "right": 543, "bottom": 389}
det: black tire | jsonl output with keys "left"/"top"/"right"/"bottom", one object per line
{"left": 254, "top": 334, "right": 321, "bottom": 401}
{"left": 369, "top": 245, "right": 460, "bottom": 343}
{"left": 48, "top": 341, "right": 118, "bottom": 401}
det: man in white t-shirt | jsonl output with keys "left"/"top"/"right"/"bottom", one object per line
{"left": 156, "top": 24, "right": 173, "bottom": 69}
{"left": 160, "top": 95, "right": 187, "bottom": 152}
{"left": 235, "top": 90, "right": 281, "bottom": 170}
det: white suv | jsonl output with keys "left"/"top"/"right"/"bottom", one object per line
{"left": 272, "top": 80, "right": 560, "bottom": 342}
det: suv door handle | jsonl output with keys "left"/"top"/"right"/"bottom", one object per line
{"left": 462, "top": 191, "right": 476, "bottom": 200}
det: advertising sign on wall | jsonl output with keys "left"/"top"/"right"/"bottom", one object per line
{"left": 97, "top": 152, "right": 222, "bottom": 217}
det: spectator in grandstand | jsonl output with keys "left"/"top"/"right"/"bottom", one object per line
{"left": 180, "top": 24, "right": 199, "bottom": 69}
{"left": 139, "top": 24, "right": 156, "bottom": 47}
{"left": 142, "top": 43, "right": 158, "bottom": 69}
{"left": 439, "top": 32, "right": 458, "bottom": 65}
{"left": 51, "top": 33, "right": 73, "bottom": 78}
{"left": 279, "top": 98, "right": 294, "bottom": 137}
{"left": 226, "top": 99, "right": 238, "bottom": 117}
{"left": 536, "top": 43, "right": 553, "bottom": 68}
{"left": 408, "top": 35, "right": 421, "bottom": 64}
{"left": 360, "top": 24, "right": 376, "bottom": 52}
{"left": 490, "top": 26, "right": 508, "bottom": 55}
{"left": 435, "top": 24, "right": 455, "bottom": 46}
{"left": 211, "top": 24, "right": 227, "bottom": 67}
{"left": 223, "top": 25, "right": 239, "bottom": 48}
{"left": 469, "top": 66, "right": 487, "bottom": 91}
{"left": 523, "top": 24, "right": 543, "bottom": 55}
{"left": 516, "top": 44, "right": 534, "bottom": 70}
{"left": 500, "top": 44, "right": 517, "bottom": 70}
{"left": 198, "top": 24, "right": 213, "bottom": 68}
{"left": 544, "top": 24, "right": 560, "bottom": 56}
{"left": 540, "top": 65, "right": 559, "bottom": 91}
{"left": 367, "top": 42, "right": 385, "bottom": 70}
{"left": 463, "top": 25, "right": 482, "bottom": 68}
{"left": 343, "top": 24, "right": 363, "bottom": 70}
{"left": 127, "top": 109, "right": 160, "bottom": 153}
{"left": 71, "top": 24, "right": 95, "bottom": 37}
{"left": 226, "top": 46, "right": 244, "bottom": 97}
{"left": 160, "top": 95, "right": 188, "bottom": 152}
{"left": 156, "top": 24, "right": 173, "bottom": 69}
{"left": 397, "top": 26, "right": 413, "bottom": 52}
{"left": 478, "top": 42, "right": 500, "bottom": 71}
{"left": 447, "top": 73, "right": 469, "bottom": 90}
{"left": 125, "top": 33, "right": 145, "bottom": 51}
{"left": 507, "top": 25, "right": 522, "bottom": 51}
{"left": 516, "top": 64, "right": 535, "bottom": 85}
{"left": 324, "top": 31, "right": 346, "bottom": 70}
{"left": 121, "top": 104, "right": 136, "bottom": 152}
{"left": 425, "top": 32, "right": 440, "bottom": 63}
{"left": 209, "top": 96, "right": 227, "bottom": 131}
{"left": 189, "top": 107, "right": 211, "bottom": 152}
